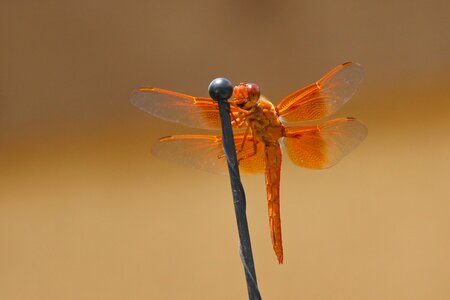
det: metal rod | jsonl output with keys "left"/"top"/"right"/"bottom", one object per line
{"left": 209, "top": 78, "right": 262, "bottom": 300}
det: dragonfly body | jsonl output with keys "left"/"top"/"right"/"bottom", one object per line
{"left": 263, "top": 141, "right": 283, "bottom": 263}
{"left": 238, "top": 98, "right": 285, "bottom": 262}
{"left": 247, "top": 99, "right": 284, "bottom": 143}
{"left": 131, "top": 62, "right": 367, "bottom": 264}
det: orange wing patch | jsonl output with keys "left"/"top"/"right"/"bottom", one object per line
{"left": 233, "top": 136, "right": 265, "bottom": 174}
{"left": 283, "top": 117, "right": 367, "bottom": 169}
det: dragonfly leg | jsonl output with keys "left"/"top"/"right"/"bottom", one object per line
{"left": 217, "top": 125, "right": 251, "bottom": 160}
{"left": 230, "top": 112, "right": 243, "bottom": 128}
{"left": 237, "top": 126, "right": 251, "bottom": 153}
{"left": 238, "top": 127, "right": 258, "bottom": 162}
{"left": 229, "top": 102, "right": 254, "bottom": 115}
{"left": 230, "top": 111, "right": 249, "bottom": 129}
{"left": 230, "top": 112, "right": 238, "bottom": 126}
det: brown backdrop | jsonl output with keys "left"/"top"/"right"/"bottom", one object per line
{"left": 1, "top": 0, "right": 449, "bottom": 299}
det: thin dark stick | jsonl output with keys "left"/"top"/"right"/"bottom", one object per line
{"left": 209, "top": 78, "right": 262, "bottom": 300}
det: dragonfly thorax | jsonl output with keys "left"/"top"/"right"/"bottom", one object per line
{"left": 232, "top": 82, "right": 260, "bottom": 110}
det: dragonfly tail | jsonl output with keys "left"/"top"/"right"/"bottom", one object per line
{"left": 264, "top": 143, "right": 284, "bottom": 264}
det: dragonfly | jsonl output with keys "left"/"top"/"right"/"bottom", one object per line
{"left": 131, "top": 62, "right": 367, "bottom": 264}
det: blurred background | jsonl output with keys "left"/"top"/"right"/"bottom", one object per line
{"left": 1, "top": 0, "right": 449, "bottom": 299}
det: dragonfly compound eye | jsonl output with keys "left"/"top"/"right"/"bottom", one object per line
{"left": 245, "top": 83, "right": 260, "bottom": 102}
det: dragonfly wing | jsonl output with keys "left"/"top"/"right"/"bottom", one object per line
{"left": 283, "top": 117, "right": 367, "bottom": 169}
{"left": 276, "top": 62, "right": 364, "bottom": 122}
{"left": 152, "top": 134, "right": 265, "bottom": 175}
{"left": 235, "top": 136, "right": 266, "bottom": 174}
{"left": 131, "top": 87, "right": 223, "bottom": 129}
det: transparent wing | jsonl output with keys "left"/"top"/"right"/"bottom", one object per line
{"left": 276, "top": 62, "right": 364, "bottom": 122}
{"left": 152, "top": 134, "right": 265, "bottom": 174}
{"left": 283, "top": 117, "right": 367, "bottom": 169}
{"left": 131, "top": 87, "right": 223, "bottom": 129}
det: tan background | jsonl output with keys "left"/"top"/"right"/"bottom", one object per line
{"left": 1, "top": 0, "right": 449, "bottom": 299}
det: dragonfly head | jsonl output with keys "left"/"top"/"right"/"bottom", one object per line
{"left": 231, "top": 82, "right": 260, "bottom": 110}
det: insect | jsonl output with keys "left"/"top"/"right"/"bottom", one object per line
{"left": 131, "top": 62, "right": 367, "bottom": 264}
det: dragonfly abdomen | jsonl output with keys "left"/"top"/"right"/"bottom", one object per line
{"left": 263, "top": 142, "right": 284, "bottom": 264}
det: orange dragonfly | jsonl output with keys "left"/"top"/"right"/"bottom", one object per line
{"left": 131, "top": 62, "right": 367, "bottom": 264}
